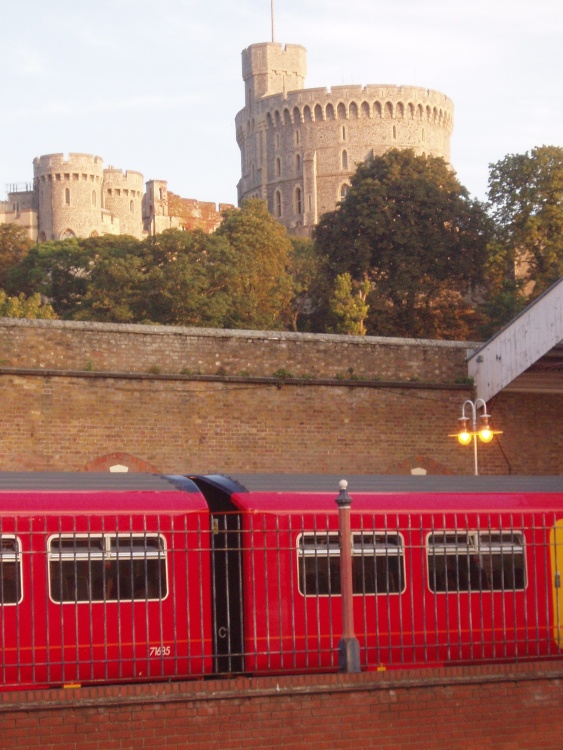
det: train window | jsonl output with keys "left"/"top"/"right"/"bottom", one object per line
{"left": 0, "top": 537, "right": 22, "bottom": 605}
{"left": 297, "top": 532, "right": 404, "bottom": 596}
{"left": 427, "top": 531, "right": 526, "bottom": 593}
{"left": 49, "top": 534, "right": 168, "bottom": 603}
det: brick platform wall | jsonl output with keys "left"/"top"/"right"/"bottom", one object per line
{"left": 0, "top": 319, "right": 561, "bottom": 475}
{"left": 0, "top": 662, "right": 561, "bottom": 750}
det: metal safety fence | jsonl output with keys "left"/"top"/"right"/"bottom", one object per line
{"left": 1, "top": 510, "right": 562, "bottom": 689}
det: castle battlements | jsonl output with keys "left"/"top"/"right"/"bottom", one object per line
{"left": 236, "top": 42, "right": 454, "bottom": 236}
{"left": 2, "top": 154, "right": 231, "bottom": 242}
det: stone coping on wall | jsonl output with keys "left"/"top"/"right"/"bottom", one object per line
{"left": 0, "top": 659, "right": 561, "bottom": 713}
{"left": 0, "top": 317, "right": 480, "bottom": 350}
{"left": 0, "top": 318, "right": 481, "bottom": 385}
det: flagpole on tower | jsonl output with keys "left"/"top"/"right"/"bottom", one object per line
{"left": 271, "top": 0, "right": 275, "bottom": 42}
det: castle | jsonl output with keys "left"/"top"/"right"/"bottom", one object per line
{"left": 1, "top": 41, "right": 453, "bottom": 242}
{"left": 236, "top": 43, "right": 454, "bottom": 236}
{"left": 0, "top": 153, "right": 233, "bottom": 242}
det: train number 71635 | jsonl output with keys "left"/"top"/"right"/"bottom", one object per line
{"left": 149, "top": 646, "right": 171, "bottom": 657}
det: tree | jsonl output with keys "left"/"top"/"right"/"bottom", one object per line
{"left": 131, "top": 229, "right": 236, "bottom": 327}
{"left": 10, "top": 235, "right": 145, "bottom": 320}
{"left": 0, "top": 223, "right": 33, "bottom": 292}
{"left": 286, "top": 237, "right": 325, "bottom": 332}
{"left": 216, "top": 199, "right": 294, "bottom": 330}
{"left": 0, "top": 290, "right": 57, "bottom": 319}
{"left": 329, "top": 273, "right": 371, "bottom": 335}
{"left": 314, "top": 149, "right": 491, "bottom": 339}
{"left": 487, "top": 145, "right": 563, "bottom": 297}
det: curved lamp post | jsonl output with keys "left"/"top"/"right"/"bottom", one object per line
{"left": 450, "top": 398, "right": 502, "bottom": 476}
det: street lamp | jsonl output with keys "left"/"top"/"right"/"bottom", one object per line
{"left": 450, "top": 398, "right": 502, "bottom": 475}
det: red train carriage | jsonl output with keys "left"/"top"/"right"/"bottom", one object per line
{"left": 191, "top": 474, "right": 563, "bottom": 674}
{"left": 0, "top": 473, "right": 213, "bottom": 689}
{"left": 1, "top": 472, "right": 562, "bottom": 690}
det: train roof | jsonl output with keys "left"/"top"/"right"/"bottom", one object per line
{"left": 194, "top": 474, "right": 563, "bottom": 513}
{"left": 0, "top": 472, "right": 208, "bottom": 513}
{"left": 201, "top": 474, "right": 563, "bottom": 493}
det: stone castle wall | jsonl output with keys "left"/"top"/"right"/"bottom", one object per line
{"left": 2, "top": 154, "right": 231, "bottom": 242}
{"left": 237, "top": 43, "right": 454, "bottom": 234}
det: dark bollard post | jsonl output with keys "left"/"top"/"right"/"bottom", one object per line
{"left": 335, "top": 479, "right": 361, "bottom": 673}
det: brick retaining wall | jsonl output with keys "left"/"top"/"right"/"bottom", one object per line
{"left": 0, "top": 662, "right": 561, "bottom": 749}
{"left": 0, "top": 319, "right": 561, "bottom": 475}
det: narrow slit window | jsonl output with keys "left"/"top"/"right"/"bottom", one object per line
{"left": 295, "top": 187, "right": 302, "bottom": 215}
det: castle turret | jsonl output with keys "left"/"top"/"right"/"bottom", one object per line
{"left": 236, "top": 43, "right": 454, "bottom": 237}
{"left": 242, "top": 43, "right": 307, "bottom": 106}
{"left": 33, "top": 153, "right": 105, "bottom": 241}
{"left": 103, "top": 168, "right": 144, "bottom": 239}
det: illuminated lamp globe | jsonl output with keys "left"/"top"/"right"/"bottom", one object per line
{"left": 457, "top": 416, "right": 472, "bottom": 445}
{"left": 478, "top": 414, "right": 494, "bottom": 443}
{"left": 458, "top": 430, "right": 472, "bottom": 446}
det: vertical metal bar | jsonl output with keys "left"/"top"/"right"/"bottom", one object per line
{"left": 274, "top": 514, "right": 283, "bottom": 669}
{"left": 300, "top": 514, "right": 309, "bottom": 669}
{"left": 248, "top": 513, "right": 258, "bottom": 673}
{"left": 169, "top": 516, "right": 178, "bottom": 676}
{"left": 335, "top": 481, "right": 360, "bottom": 673}
{"left": 86, "top": 517, "right": 94, "bottom": 681}
{"left": 261, "top": 513, "right": 271, "bottom": 670}
{"left": 185, "top": 514, "right": 192, "bottom": 674}
{"left": 417, "top": 513, "right": 428, "bottom": 665}
{"left": 287, "top": 514, "right": 297, "bottom": 670}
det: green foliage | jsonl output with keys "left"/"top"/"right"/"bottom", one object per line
{"left": 0, "top": 223, "right": 34, "bottom": 292}
{"left": 487, "top": 145, "right": 563, "bottom": 298}
{"left": 286, "top": 236, "right": 326, "bottom": 332}
{"left": 10, "top": 238, "right": 99, "bottom": 316}
{"left": 329, "top": 273, "right": 370, "bottom": 335}
{"left": 475, "top": 278, "right": 528, "bottom": 340}
{"left": 0, "top": 290, "right": 57, "bottom": 319}
{"left": 216, "top": 199, "right": 294, "bottom": 330}
{"left": 272, "top": 368, "right": 294, "bottom": 379}
{"left": 314, "top": 149, "right": 491, "bottom": 339}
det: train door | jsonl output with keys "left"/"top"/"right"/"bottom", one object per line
{"left": 551, "top": 519, "right": 563, "bottom": 649}
{"left": 190, "top": 476, "right": 244, "bottom": 674}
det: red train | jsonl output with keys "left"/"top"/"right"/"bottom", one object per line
{"left": 0, "top": 472, "right": 561, "bottom": 690}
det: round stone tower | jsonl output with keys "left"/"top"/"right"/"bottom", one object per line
{"left": 236, "top": 43, "right": 454, "bottom": 236}
{"left": 102, "top": 168, "right": 144, "bottom": 238}
{"left": 33, "top": 153, "right": 104, "bottom": 241}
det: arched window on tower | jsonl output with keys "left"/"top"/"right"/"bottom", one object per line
{"left": 130, "top": 199, "right": 134, "bottom": 213}
{"left": 274, "top": 190, "right": 282, "bottom": 218}
{"left": 276, "top": 157, "right": 281, "bottom": 177}
{"left": 64, "top": 187, "right": 70, "bottom": 205}
{"left": 340, "top": 184, "right": 350, "bottom": 201}
{"left": 296, "top": 154, "right": 301, "bottom": 174}
{"left": 91, "top": 190, "right": 96, "bottom": 207}
{"left": 341, "top": 150, "right": 348, "bottom": 170}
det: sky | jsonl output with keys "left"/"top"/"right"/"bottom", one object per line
{"left": 1, "top": 0, "right": 562, "bottom": 207}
